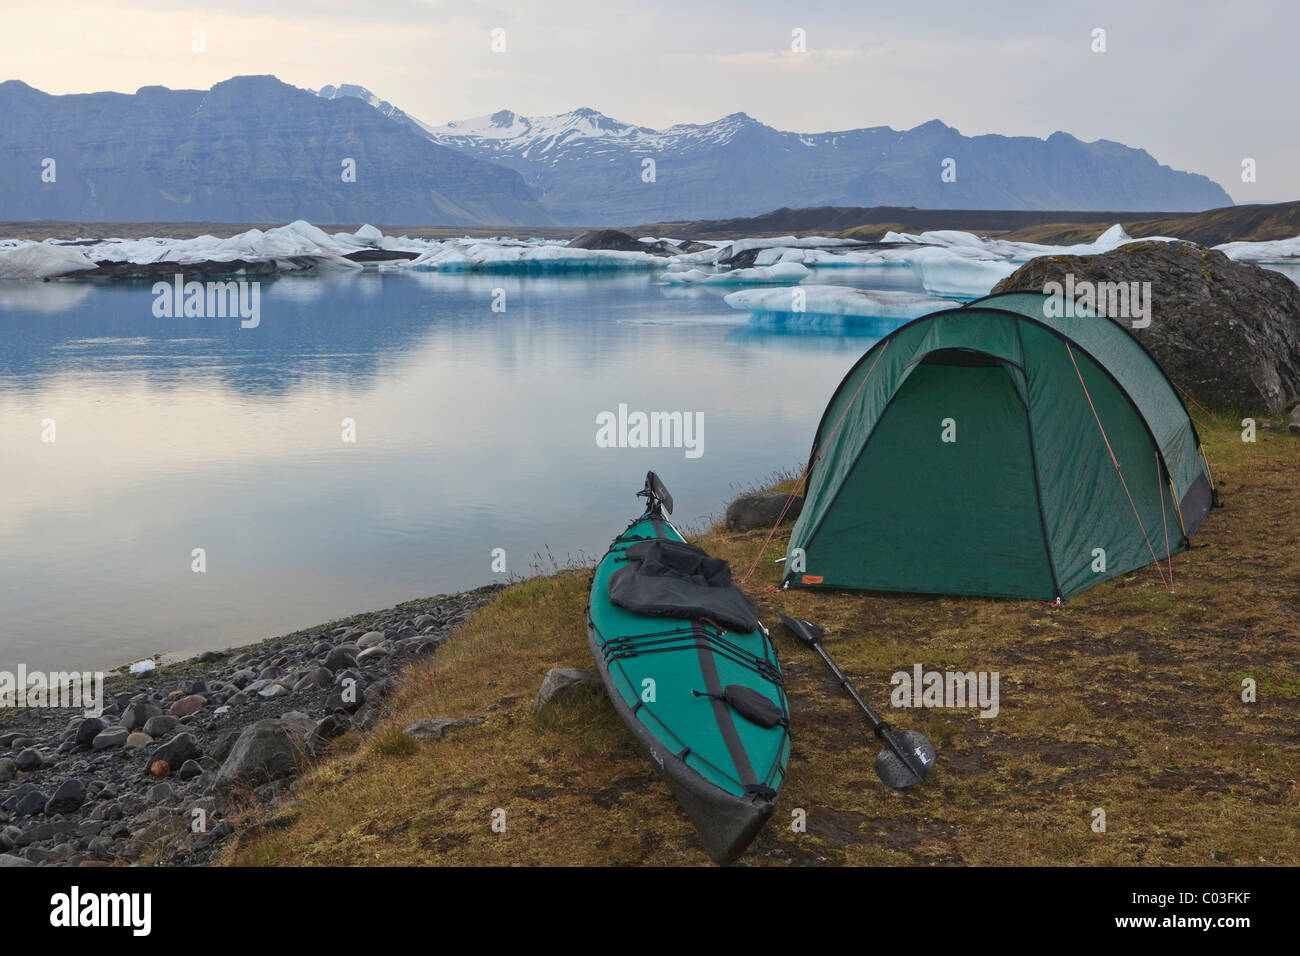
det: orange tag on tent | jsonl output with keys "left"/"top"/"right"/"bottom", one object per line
{"left": 801, "top": 575, "right": 824, "bottom": 584}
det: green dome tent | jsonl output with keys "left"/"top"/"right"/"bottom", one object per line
{"left": 782, "top": 291, "right": 1216, "bottom": 601}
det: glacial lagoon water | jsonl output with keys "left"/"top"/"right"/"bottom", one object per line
{"left": 0, "top": 265, "right": 932, "bottom": 671}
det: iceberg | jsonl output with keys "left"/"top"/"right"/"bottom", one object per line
{"left": 0, "top": 242, "right": 98, "bottom": 280}
{"left": 1214, "top": 236, "right": 1300, "bottom": 262}
{"left": 724, "top": 286, "right": 950, "bottom": 326}
{"left": 407, "top": 239, "right": 661, "bottom": 273}
{"left": 900, "top": 247, "right": 1018, "bottom": 298}
{"left": 660, "top": 262, "right": 812, "bottom": 285}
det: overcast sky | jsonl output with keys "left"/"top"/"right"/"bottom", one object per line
{"left": 5, "top": 0, "right": 1296, "bottom": 202}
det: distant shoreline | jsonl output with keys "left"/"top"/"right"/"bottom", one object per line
{"left": 4, "top": 197, "right": 1298, "bottom": 247}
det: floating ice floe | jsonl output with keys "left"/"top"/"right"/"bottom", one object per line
{"left": 0, "top": 242, "right": 98, "bottom": 280}
{"left": 407, "top": 239, "right": 662, "bottom": 273}
{"left": 872, "top": 225, "right": 1170, "bottom": 297}
{"left": 724, "top": 286, "right": 951, "bottom": 325}
{"left": 5, "top": 218, "right": 1297, "bottom": 285}
{"left": 661, "top": 262, "right": 813, "bottom": 285}
{"left": 883, "top": 223, "right": 1154, "bottom": 261}
{"left": 0, "top": 218, "right": 366, "bottom": 279}
{"left": 1214, "top": 236, "right": 1300, "bottom": 262}
{"left": 897, "top": 248, "right": 1019, "bottom": 298}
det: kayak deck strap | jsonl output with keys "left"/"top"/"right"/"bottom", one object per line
{"left": 601, "top": 632, "right": 783, "bottom": 685}
{"left": 594, "top": 617, "right": 791, "bottom": 798}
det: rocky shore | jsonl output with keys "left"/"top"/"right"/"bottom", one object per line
{"left": 0, "top": 584, "right": 503, "bottom": 867}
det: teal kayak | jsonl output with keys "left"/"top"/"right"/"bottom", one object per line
{"left": 586, "top": 473, "right": 790, "bottom": 864}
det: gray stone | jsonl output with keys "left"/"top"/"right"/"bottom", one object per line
{"left": 15, "top": 790, "right": 49, "bottom": 816}
{"left": 125, "top": 732, "right": 153, "bottom": 749}
{"left": 45, "top": 779, "right": 85, "bottom": 814}
{"left": 0, "top": 758, "right": 15, "bottom": 782}
{"left": 142, "top": 715, "right": 179, "bottom": 738}
{"left": 402, "top": 717, "right": 485, "bottom": 742}
{"left": 308, "top": 714, "right": 350, "bottom": 749}
{"left": 13, "top": 748, "right": 43, "bottom": 772}
{"left": 92, "top": 727, "right": 129, "bottom": 750}
{"left": 534, "top": 667, "right": 604, "bottom": 711}
{"left": 1290, "top": 405, "right": 1300, "bottom": 433}
{"left": 215, "top": 718, "right": 312, "bottom": 790}
{"left": 75, "top": 717, "right": 107, "bottom": 749}
{"left": 356, "top": 646, "right": 389, "bottom": 664}
{"left": 294, "top": 667, "right": 333, "bottom": 691}
{"left": 324, "top": 644, "right": 359, "bottom": 672}
{"left": 257, "top": 683, "right": 289, "bottom": 699}
{"left": 151, "top": 732, "right": 202, "bottom": 768}
{"left": 0, "top": 853, "right": 34, "bottom": 867}
{"left": 357, "top": 630, "right": 386, "bottom": 648}
{"left": 725, "top": 492, "right": 804, "bottom": 533}
{"left": 211, "top": 729, "right": 243, "bottom": 765}
{"left": 177, "top": 759, "right": 203, "bottom": 781}
{"left": 149, "top": 782, "right": 175, "bottom": 803}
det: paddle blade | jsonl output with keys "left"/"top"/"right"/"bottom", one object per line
{"left": 874, "top": 729, "right": 936, "bottom": 789}
{"left": 638, "top": 471, "right": 674, "bottom": 515}
{"left": 778, "top": 613, "right": 823, "bottom": 647}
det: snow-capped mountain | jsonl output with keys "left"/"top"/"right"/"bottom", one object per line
{"left": 0, "top": 77, "right": 552, "bottom": 225}
{"left": 318, "top": 85, "right": 1233, "bottom": 225}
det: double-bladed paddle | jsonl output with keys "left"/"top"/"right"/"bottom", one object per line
{"left": 778, "top": 613, "right": 935, "bottom": 789}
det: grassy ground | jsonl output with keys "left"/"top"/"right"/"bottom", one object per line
{"left": 226, "top": 410, "right": 1299, "bottom": 866}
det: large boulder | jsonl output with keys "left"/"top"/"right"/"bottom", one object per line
{"left": 214, "top": 718, "right": 311, "bottom": 791}
{"left": 725, "top": 492, "right": 803, "bottom": 533}
{"left": 991, "top": 241, "right": 1300, "bottom": 412}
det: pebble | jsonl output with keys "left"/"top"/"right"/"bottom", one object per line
{"left": 169, "top": 694, "right": 205, "bottom": 718}
{"left": 0, "top": 585, "right": 498, "bottom": 866}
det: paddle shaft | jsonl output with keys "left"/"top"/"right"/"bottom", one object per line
{"left": 810, "top": 641, "right": 929, "bottom": 780}
{"left": 811, "top": 641, "right": 886, "bottom": 729}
